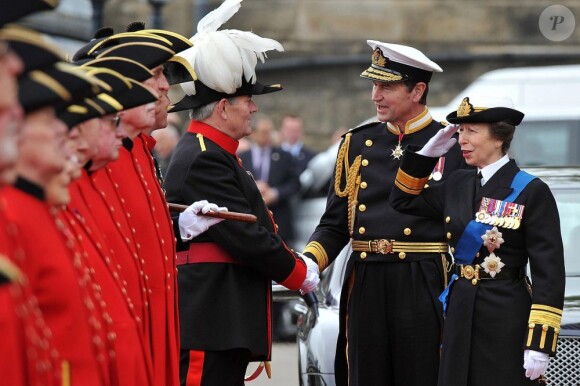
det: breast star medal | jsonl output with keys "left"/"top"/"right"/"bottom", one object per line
{"left": 480, "top": 226, "right": 505, "bottom": 277}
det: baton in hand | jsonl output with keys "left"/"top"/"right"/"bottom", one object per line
{"left": 167, "top": 203, "right": 257, "bottom": 223}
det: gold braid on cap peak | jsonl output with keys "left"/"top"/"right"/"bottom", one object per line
{"left": 334, "top": 133, "right": 361, "bottom": 235}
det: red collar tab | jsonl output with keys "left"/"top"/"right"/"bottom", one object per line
{"left": 187, "top": 120, "right": 239, "bottom": 155}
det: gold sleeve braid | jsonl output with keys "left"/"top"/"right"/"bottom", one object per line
{"left": 334, "top": 133, "right": 362, "bottom": 236}
{"left": 526, "top": 304, "right": 563, "bottom": 355}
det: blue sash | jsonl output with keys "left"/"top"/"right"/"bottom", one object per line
{"left": 439, "top": 170, "right": 536, "bottom": 313}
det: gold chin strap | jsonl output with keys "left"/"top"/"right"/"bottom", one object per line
{"left": 334, "top": 133, "right": 361, "bottom": 235}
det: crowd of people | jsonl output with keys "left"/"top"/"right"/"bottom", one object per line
{"left": 0, "top": 0, "right": 566, "bottom": 386}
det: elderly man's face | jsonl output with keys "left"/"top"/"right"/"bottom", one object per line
{"left": 144, "top": 66, "right": 170, "bottom": 131}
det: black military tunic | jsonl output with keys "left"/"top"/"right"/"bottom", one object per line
{"left": 390, "top": 152, "right": 565, "bottom": 386}
{"left": 303, "top": 109, "right": 466, "bottom": 386}
{"left": 164, "top": 120, "right": 307, "bottom": 361}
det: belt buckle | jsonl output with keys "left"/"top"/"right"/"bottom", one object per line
{"left": 375, "top": 239, "right": 393, "bottom": 254}
{"left": 460, "top": 264, "right": 480, "bottom": 285}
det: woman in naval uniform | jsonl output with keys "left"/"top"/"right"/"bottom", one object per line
{"left": 389, "top": 95, "right": 565, "bottom": 386}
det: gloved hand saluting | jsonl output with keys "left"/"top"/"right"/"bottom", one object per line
{"left": 523, "top": 349, "right": 549, "bottom": 380}
{"left": 417, "top": 124, "right": 458, "bottom": 158}
{"left": 178, "top": 200, "right": 228, "bottom": 241}
{"left": 297, "top": 253, "right": 320, "bottom": 295}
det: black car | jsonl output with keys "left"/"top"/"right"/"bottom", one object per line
{"left": 295, "top": 167, "right": 580, "bottom": 386}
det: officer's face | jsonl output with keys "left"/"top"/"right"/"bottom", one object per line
{"left": 458, "top": 123, "right": 503, "bottom": 168}
{"left": 224, "top": 95, "right": 258, "bottom": 140}
{"left": 371, "top": 81, "right": 419, "bottom": 126}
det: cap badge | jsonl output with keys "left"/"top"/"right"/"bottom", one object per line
{"left": 457, "top": 97, "right": 474, "bottom": 118}
{"left": 371, "top": 48, "right": 388, "bottom": 68}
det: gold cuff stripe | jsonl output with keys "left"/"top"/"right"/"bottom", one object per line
{"left": 395, "top": 169, "right": 429, "bottom": 195}
{"left": 196, "top": 134, "right": 206, "bottom": 152}
{"left": 304, "top": 241, "right": 328, "bottom": 271}
{"left": 529, "top": 310, "right": 562, "bottom": 329}
{"left": 531, "top": 304, "right": 563, "bottom": 316}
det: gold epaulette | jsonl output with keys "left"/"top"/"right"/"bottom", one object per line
{"left": 526, "top": 304, "right": 563, "bottom": 355}
{"left": 334, "top": 133, "right": 362, "bottom": 235}
{"left": 303, "top": 242, "right": 328, "bottom": 272}
{"left": 394, "top": 168, "right": 429, "bottom": 195}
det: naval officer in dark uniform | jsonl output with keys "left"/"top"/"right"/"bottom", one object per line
{"left": 390, "top": 96, "right": 565, "bottom": 386}
{"left": 302, "top": 41, "right": 467, "bottom": 386}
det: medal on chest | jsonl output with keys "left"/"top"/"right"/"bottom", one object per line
{"left": 391, "top": 132, "right": 404, "bottom": 160}
{"left": 475, "top": 197, "right": 525, "bottom": 230}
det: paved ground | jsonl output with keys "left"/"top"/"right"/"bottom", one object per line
{"left": 247, "top": 342, "right": 298, "bottom": 386}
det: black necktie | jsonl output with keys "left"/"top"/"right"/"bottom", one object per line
{"left": 474, "top": 171, "right": 483, "bottom": 198}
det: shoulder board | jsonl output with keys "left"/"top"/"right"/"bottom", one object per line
{"left": 343, "top": 119, "right": 383, "bottom": 137}
{"left": 0, "top": 254, "right": 22, "bottom": 285}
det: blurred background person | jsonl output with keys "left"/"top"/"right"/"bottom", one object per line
{"left": 280, "top": 114, "right": 317, "bottom": 176}
{"left": 239, "top": 113, "right": 300, "bottom": 247}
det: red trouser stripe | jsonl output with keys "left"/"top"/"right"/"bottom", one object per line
{"left": 186, "top": 350, "right": 204, "bottom": 386}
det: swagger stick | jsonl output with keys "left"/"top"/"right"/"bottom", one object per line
{"left": 167, "top": 203, "right": 257, "bottom": 223}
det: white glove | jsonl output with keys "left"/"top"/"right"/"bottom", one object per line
{"left": 298, "top": 253, "right": 320, "bottom": 295}
{"left": 417, "top": 124, "right": 458, "bottom": 157}
{"left": 523, "top": 349, "right": 549, "bottom": 380}
{"left": 178, "top": 200, "right": 227, "bottom": 241}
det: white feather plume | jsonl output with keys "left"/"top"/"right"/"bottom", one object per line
{"left": 174, "top": 0, "right": 283, "bottom": 96}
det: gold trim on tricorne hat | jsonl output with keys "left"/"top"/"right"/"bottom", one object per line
{"left": 88, "top": 32, "right": 173, "bottom": 56}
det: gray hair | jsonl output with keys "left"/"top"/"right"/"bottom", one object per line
{"left": 189, "top": 97, "right": 238, "bottom": 121}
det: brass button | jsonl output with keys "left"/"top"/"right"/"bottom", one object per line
{"left": 361, "top": 159, "right": 369, "bottom": 166}
{"left": 446, "top": 232, "right": 452, "bottom": 240}
{"left": 450, "top": 247, "right": 455, "bottom": 253}
{"left": 424, "top": 184, "right": 429, "bottom": 188}
{"left": 359, "top": 204, "right": 366, "bottom": 212}
{"left": 365, "top": 139, "right": 373, "bottom": 147}
{"left": 399, "top": 252, "right": 406, "bottom": 259}
{"left": 360, "top": 252, "right": 367, "bottom": 259}
{"left": 360, "top": 182, "right": 367, "bottom": 189}
{"left": 358, "top": 227, "right": 366, "bottom": 235}
{"left": 445, "top": 216, "right": 451, "bottom": 223}
{"left": 404, "top": 228, "right": 411, "bottom": 236}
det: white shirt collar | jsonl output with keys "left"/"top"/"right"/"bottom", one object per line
{"left": 478, "top": 154, "right": 509, "bottom": 186}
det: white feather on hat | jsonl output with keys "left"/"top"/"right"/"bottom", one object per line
{"left": 176, "top": 0, "right": 283, "bottom": 97}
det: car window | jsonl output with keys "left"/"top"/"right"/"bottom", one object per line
{"left": 553, "top": 187, "right": 580, "bottom": 275}
{"left": 511, "top": 121, "right": 580, "bottom": 167}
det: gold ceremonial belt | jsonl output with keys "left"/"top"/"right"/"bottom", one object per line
{"left": 351, "top": 239, "right": 448, "bottom": 255}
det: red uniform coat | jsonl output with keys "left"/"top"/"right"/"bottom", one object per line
{"left": 0, "top": 194, "right": 60, "bottom": 386}
{"left": 67, "top": 173, "right": 154, "bottom": 386}
{"left": 94, "top": 135, "right": 179, "bottom": 386}
{"left": 1, "top": 180, "right": 112, "bottom": 386}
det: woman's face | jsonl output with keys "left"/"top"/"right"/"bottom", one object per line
{"left": 458, "top": 123, "right": 503, "bottom": 168}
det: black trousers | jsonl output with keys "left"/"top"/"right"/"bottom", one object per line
{"left": 180, "top": 348, "right": 251, "bottom": 386}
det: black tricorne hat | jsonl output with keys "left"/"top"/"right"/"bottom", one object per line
{"left": 0, "top": 0, "right": 59, "bottom": 27}
{"left": 0, "top": 25, "right": 64, "bottom": 74}
{"left": 168, "top": 78, "right": 282, "bottom": 113}
{"left": 446, "top": 97, "right": 525, "bottom": 126}
{"left": 18, "top": 62, "right": 108, "bottom": 113}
